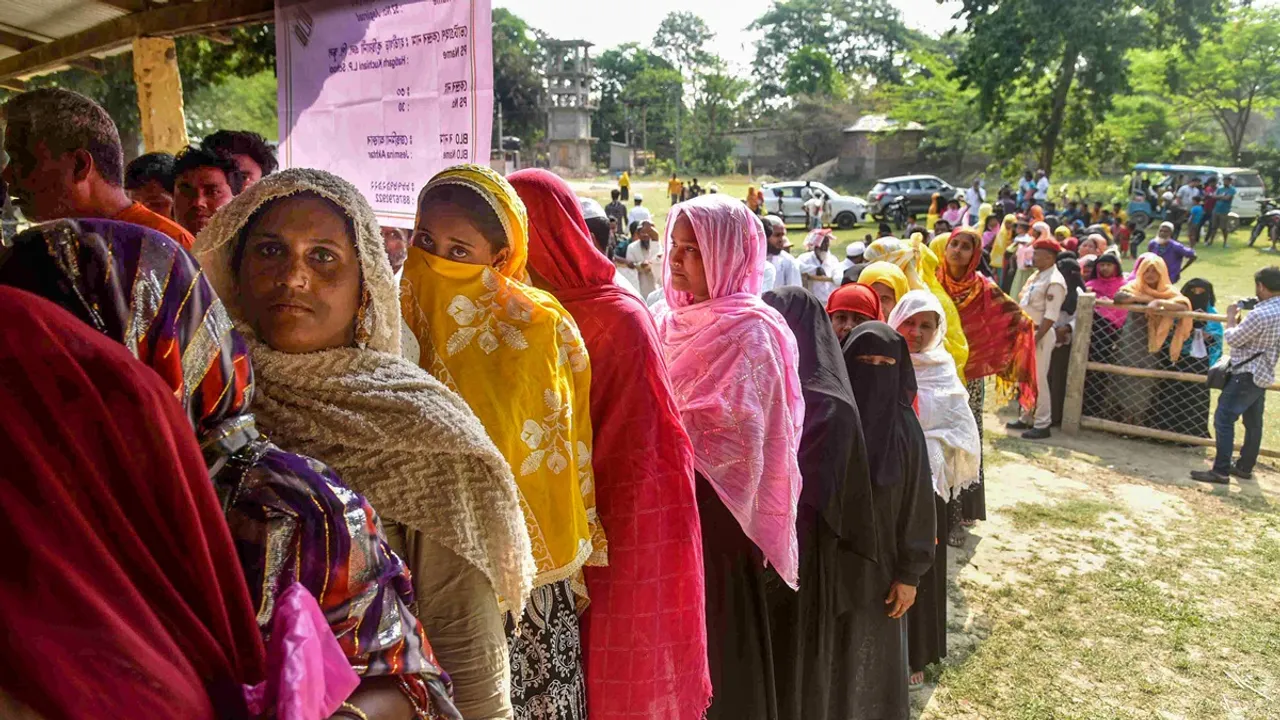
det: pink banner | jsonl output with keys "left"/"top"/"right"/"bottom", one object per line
{"left": 275, "top": 0, "right": 494, "bottom": 228}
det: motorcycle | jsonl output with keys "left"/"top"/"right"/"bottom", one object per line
{"left": 871, "top": 195, "right": 911, "bottom": 231}
{"left": 1249, "top": 198, "right": 1280, "bottom": 249}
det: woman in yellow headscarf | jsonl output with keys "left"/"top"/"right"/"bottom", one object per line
{"left": 859, "top": 260, "right": 910, "bottom": 319}
{"left": 990, "top": 214, "right": 1017, "bottom": 284}
{"left": 400, "top": 164, "right": 604, "bottom": 716}
{"left": 864, "top": 236, "right": 970, "bottom": 381}
{"left": 926, "top": 193, "right": 942, "bottom": 231}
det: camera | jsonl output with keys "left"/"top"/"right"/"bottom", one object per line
{"left": 1239, "top": 297, "right": 1260, "bottom": 310}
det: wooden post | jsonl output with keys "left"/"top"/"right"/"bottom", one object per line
{"left": 1062, "top": 292, "right": 1095, "bottom": 435}
{"left": 132, "top": 36, "right": 189, "bottom": 154}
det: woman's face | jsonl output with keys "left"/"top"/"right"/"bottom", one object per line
{"left": 237, "top": 195, "right": 363, "bottom": 353}
{"left": 945, "top": 234, "right": 976, "bottom": 275}
{"left": 1097, "top": 261, "right": 1118, "bottom": 279}
{"left": 669, "top": 214, "right": 710, "bottom": 301}
{"left": 831, "top": 310, "right": 872, "bottom": 341}
{"left": 898, "top": 311, "right": 940, "bottom": 354}
{"left": 413, "top": 201, "right": 511, "bottom": 268}
{"left": 1142, "top": 265, "right": 1161, "bottom": 286}
{"left": 871, "top": 282, "right": 897, "bottom": 318}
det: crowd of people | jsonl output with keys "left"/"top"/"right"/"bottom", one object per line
{"left": 2, "top": 86, "right": 1279, "bottom": 720}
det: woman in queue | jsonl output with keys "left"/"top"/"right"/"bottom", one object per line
{"left": 832, "top": 321, "right": 937, "bottom": 720}
{"left": 400, "top": 165, "right": 604, "bottom": 717}
{"left": 1, "top": 219, "right": 456, "bottom": 719}
{"left": 887, "top": 290, "right": 981, "bottom": 685}
{"left": 763, "top": 286, "right": 876, "bottom": 720}
{"left": 195, "top": 169, "right": 537, "bottom": 720}
{"left": 859, "top": 260, "right": 910, "bottom": 320}
{"left": 937, "top": 227, "right": 1039, "bottom": 543}
{"left": 826, "top": 282, "right": 884, "bottom": 341}
{"left": 509, "top": 169, "right": 712, "bottom": 720}
{"left": 655, "top": 194, "right": 805, "bottom": 720}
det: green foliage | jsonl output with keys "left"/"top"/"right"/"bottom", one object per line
{"left": 878, "top": 42, "right": 987, "bottom": 176}
{"left": 773, "top": 94, "right": 861, "bottom": 174}
{"left": 684, "top": 71, "right": 748, "bottom": 173}
{"left": 492, "top": 8, "right": 545, "bottom": 150}
{"left": 749, "top": 0, "right": 915, "bottom": 99}
{"left": 593, "top": 44, "right": 681, "bottom": 165}
{"left": 953, "top": 0, "right": 1227, "bottom": 174}
{"left": 1168, "top": 7, "right": 1280, "bottom": 163}
{"left": 781, "top": 47, "right": 842, "bottom": 98}
{"left": 185, "top": 70, "right": 278, "bottom": 141}
{"left": 651, "top": 11, "right": 716, "bottom": 82}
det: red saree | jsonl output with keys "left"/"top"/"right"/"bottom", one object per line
{"left": 0, "top": 288, "right": 265, "bottom": 720}
{"left": 510, "top": 169, "right": 711, "bottom": 720}
{"left": 936, "top": 231, "right": 1038, "bottom": 410}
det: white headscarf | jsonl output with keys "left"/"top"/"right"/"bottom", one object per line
{"left": 886, "top": 290, "right": 981, "bottom": 500}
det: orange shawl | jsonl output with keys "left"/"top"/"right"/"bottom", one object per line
{"left": 1118, "top": 255, "right": 1194, "bottom": 362}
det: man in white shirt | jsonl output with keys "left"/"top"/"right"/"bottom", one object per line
{"left": 627, "top": 193, "right": 652, "bottom": 226}
{"left": 841, "top": 241, "right": 866, "bottom": 274}
{"left": 764, "top": 215, "right": 802, "bottom": 287}
{"left": 620, "top": 220, "right": 663, "bottom": 298}
{"left": 1034, "top": 170, "right": 1050, "bottom": 205}
{"left": 795, "top": 229, "right": 842, "bottom": 304}
{"left": 1173, "top": 177, "right": 1201, "bottom": 239}
{"left": 965, "top": 179, "right": 986, "bottom": 225}
{"left": 803, "top": 192, "right": 825, "bottom": 230}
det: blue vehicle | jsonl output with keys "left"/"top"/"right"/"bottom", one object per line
{"left": 1127, "top": 163, "right": 1266, "bottom": 231}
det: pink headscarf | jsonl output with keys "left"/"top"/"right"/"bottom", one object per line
{"left": 656, "top": 195, "right": 806, "bottom": 587}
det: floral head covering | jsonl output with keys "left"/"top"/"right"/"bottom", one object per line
{"left": 402, "top": 164, "right": 604, "bottom": 595}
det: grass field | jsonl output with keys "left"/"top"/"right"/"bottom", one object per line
{"left": 574, "top": 174, "right": 1280, "bottom": 460}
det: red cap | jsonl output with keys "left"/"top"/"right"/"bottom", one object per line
{"left": 1032, "top": 237, "right": 1062, "bottom": 253}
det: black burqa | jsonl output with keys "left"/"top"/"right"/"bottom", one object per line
{"left": 830, "top": 322, "right": 937, "bottom": 720}
{"left": 762, "top": 287, "right": 878, "bottom": 720}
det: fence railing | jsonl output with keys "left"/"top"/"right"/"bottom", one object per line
{"left": 1061, "top": 293, "right": 1280, "bottom": 459}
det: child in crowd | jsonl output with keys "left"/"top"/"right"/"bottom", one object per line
{"left": 1116, "top": 221, "right": 1134, "bottom": 256}
{"left": 1188, "top": 196, "right": 1205, "bottom": 245}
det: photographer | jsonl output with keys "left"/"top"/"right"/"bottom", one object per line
{"left": 1192, "top": 267, "right": 1280, "bottom": 484}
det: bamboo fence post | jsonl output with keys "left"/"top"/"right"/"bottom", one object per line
{"left": 1062, "top": 292, "right": 1095, "bottom": 436}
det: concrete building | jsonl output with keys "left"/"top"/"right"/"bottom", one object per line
{"left": 837, "top": 115, "right": 926, "bottom": 180}
{"left": 543, "top": 39, "right": 597, "bottom": 173}
{"left": 608, "top": 141, "right": 634, "bottom": 172}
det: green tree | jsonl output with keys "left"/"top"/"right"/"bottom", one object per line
{"left": 1169, "top": 7, "right": 1280, "bottom": 163}
{"left": 652, "top": 11, "right": 715, "bottom": 86}
{"left": 879, "top": 43, "right": 988, "bottom": 176}
{"left": 185, "top": 70, "right": 278, "bottom": 141}
{"left": 953, "top": 0, "right": 1227, "bottom": 175}
{"left": 492, "top": 8, "right": 545, "bottom": 150}
{"left": 594, "top": 44, "right": 682, "bottom": 164}
{"left": 775, "top": 94, "right": 861, "bottom": 172}
{"left": 684, "top": 71, "right": 748, "bottom": 173}
{"left": 782, "top": 47, "right": 843, "bottom": 98}
{"left": 750, "top": 0, "right": 914, "bottom": 99}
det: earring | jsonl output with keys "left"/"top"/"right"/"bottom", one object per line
{"left": 354, "top": 286, "right": 373, "bottom": 348}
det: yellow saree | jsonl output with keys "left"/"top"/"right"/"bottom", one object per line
{"left": 400, "top": 165, "right": 605, "bottom": 595}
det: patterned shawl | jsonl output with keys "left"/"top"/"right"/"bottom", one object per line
{"left": 936, "top": 228, "right": 1038, "bottom": 411}
{"left": 0, "top": 219, "right": 453, "bottom": 711}
{"left": 864, "top": 235, "right": 970, "bottom": 381}
{"left": 400, "top": 164, "right": 603, "bottom": 595}
{"left": 1119, "top": 254, "right": 1194, "bottom": 362}
{"left": 510, "top": 168, "right": 711, "bottom": 720}
{"left": 656, "top": 194, "right": 806, "bottom": 588}
{"left": 194, "top": 168, "right": 534, "bottom": 614}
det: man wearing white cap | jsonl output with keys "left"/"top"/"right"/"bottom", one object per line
{"left": 763, "top": 214, "right": 802, "bottom": 288}
{"left": 621, "top": 219, "right": 663, "bottom": 298}
{"left": 796, "top": 228, "right": 842, "bottom": 304}
{"left": 841, "top": 241, "right": 866, "bottom": 273}
{"left": 628, "top": 193, "right": 652, "bottom": 225}
{"left": 579, "top": 197, "right": 612, "bottom": 256}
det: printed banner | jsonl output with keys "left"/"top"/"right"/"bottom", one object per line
{"left": 275, "top": 0, "right": 494, "bottom": 228}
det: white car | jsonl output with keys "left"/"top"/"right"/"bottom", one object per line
{"left": 761, "top": 181, "right": 868, "bottom": 229}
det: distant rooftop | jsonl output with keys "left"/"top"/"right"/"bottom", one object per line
{"left": 844, "top": 114, "right": 925, "bottom": 134}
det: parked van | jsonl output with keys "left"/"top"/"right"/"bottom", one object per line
{"left": 1128, "top": 163, "right": 1266, "bottom": 229}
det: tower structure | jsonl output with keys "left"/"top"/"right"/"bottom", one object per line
{"left": 543, "top": 39, "right": 596, "bottom": 173}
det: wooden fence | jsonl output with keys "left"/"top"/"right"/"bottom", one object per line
{"left": 1061, "top": 293, "right": 1280, "bottom": 459}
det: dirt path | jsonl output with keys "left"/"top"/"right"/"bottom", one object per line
{"left": 914, "top": 409, "right": 1280, "bottom": 719}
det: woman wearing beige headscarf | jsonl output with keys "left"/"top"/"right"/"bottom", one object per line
{"left": 195, "top": 168, "right": 535, "bottom": 720}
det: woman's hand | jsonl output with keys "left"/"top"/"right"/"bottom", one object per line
{"left": 885, "top": 581, "right": 917, "bottom": 619}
